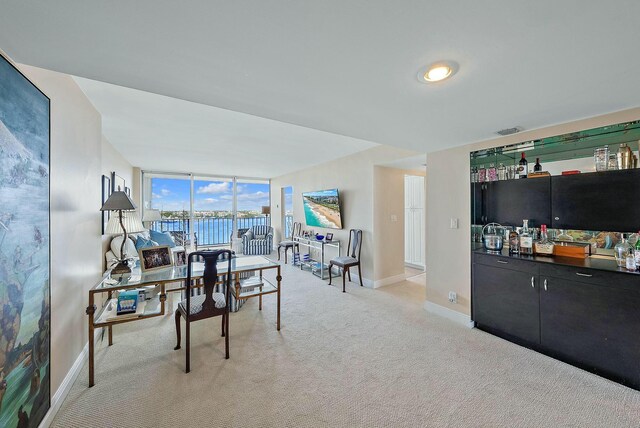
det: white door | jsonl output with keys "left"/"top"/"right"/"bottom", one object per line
{"left": 404, "top": 175, "right": 425, "bottom": 268}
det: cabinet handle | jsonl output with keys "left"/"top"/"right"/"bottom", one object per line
{"left": 576, "top": 272, "right": 593, "bottom": 278}
{"left": 496, "top": 260, "right": 508, "bottom": 264}
{"left": 544, "top": 279, "right": 547, "bottom": 291}
{"left": 531, "top": 276, "right": 535, "bottom": 288}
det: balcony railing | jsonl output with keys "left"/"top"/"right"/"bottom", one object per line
{"left": 150, "top": 216, "right": 270, "bottom": 247}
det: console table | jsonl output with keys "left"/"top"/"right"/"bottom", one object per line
{"left": 86, "top": 255, "right": 281, "bottom": 386}
{"left": 293, "top": 236, "right": 341, "bottom": 280}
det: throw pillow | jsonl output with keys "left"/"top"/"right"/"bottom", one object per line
{"left": 110, "top": 235, "right": 138, "bottom": 260}
{"left": 135, "top": 236, "right": 159, "bottom": 252}
{"left": 150, "top": 229, "right": 177, "bottom": 248}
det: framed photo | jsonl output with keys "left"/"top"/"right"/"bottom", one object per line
{"left": 325, "top": 233, "right": 333, "bottom": 241}
{"left": 138, "top": 245, "right": 173, "bottom": 272}
{"left": 174, "top": 250, "right": 187, "bottom": 266}
{"left": 112, "top": 171, "right": 126, "bottom": 192}
{"left": 101, "top": 174, "right": 111, "bottom": 234}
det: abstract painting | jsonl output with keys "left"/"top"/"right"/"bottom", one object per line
{"left": 0, "top": 53, "right": 50, "bottom": 427}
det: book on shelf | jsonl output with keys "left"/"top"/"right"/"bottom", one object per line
{"left": 239, "top": 276, "right": 263, "bottom": 291}
{"left": 117, "top": 290, "right": 139, "bottom": 315}
{"left": 104, "top": 298, "right": 147, "bottom": 322}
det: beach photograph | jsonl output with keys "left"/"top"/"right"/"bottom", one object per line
{"left": 302, "top": 189, "right": 343, "bottom": 229}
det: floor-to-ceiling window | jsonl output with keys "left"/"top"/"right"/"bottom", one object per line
{"left": 283, "top": 186, "right": 293, "bottom": 238}
{"left": 142, "top": 172, "right": 270, "bottom": 248}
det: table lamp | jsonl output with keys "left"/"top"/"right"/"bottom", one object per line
{"left": 142, "top": 209, "right": 162, "bottom": 228}
{"left": 101, "top": 191, "right": 144, "bottom": 274}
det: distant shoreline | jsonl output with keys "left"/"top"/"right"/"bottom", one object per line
{"left": 305, "top": 199, "right": 341, "bottom": 228}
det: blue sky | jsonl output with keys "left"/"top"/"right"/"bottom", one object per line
{"left": 151, "top": 178, "right": 270, "bottom": 211}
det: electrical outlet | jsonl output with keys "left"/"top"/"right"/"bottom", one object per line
{"left": 449, "top": 218, "right": 459, "bottom": 229}
{"left": 391, "top": 214, "right": 398, "bottom": 222}
{"left": 448, "top": 291, "right": 457, "bottom": 304}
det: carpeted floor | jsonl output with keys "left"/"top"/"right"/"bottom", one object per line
{"left": 53, "top": 259, "right": 640, "bottom": 427}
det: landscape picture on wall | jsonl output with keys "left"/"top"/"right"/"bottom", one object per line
{"left": 0, "top": 54, "right": 50, "bottom": 427}
{"left": 302, "top": 189, "right": 343, "bottom": 229}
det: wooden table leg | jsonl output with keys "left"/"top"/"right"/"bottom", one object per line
{"left": 86, "top": 294, "right": 96, "bottom": 387}
{"left": 108, "top": 326, "right": 113, "bottom": 346}
{"left": 276, "top": 265, "right": 281, "bottom": 331}
{"left": 259, "top": 270, "right": 263, "bottom": 310}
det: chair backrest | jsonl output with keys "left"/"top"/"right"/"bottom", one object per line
{"left": 289, "top": 221, "right": 302, "bottom": 239}
{"left": 251, "top": 225, "right": 272, "bottom": 236}
{"left": 186, "top": 249, "right": 232, "bottom": 317}
{"left": 347, "top": 229, "right": 363, "bottom": 261}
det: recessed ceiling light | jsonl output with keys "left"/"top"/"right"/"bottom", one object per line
{"left": 417, "top": 61, "right": 458, "bottom": 84}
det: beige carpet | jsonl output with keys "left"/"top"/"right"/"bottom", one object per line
{"left": 53, "top": 259, "right": 640, "bottom": 427}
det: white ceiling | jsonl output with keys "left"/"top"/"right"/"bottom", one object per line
{"left": 72, "top": 76, "right": 376, "bottom": 178}
{"left": 2, "top": 1, "right": 640, "bottom": 158}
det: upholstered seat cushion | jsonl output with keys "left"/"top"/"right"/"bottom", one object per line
{"left": 331, "top": 256, "right": 358, "bottom": 266}
{"left": 279, "top": 240, "right": 296, "bottom": 246}
{"left": 178, "top": 293, "right": 226, "bottom": 314}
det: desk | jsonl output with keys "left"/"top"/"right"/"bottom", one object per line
{"left": 86, "top": 255, "right": 281, "bottom": 386}
{"left": 293, "top": 237, "right": 341, "bottom": 280}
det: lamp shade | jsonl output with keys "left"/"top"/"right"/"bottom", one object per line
{"left": 101, "top": 191, "right": 137, "bottom": 211}
{"left": 105, "top": 210, "right": 145, "bottom": 234}
{"left": 142, "top": 209, "right": 162, "bottom": 222}
{"left": 261, "top": 206, "right": 271, "bottom": 215}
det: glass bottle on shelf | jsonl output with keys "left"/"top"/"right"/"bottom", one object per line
{"left": 518, "top": 152, "right": 528, "bottom": 179}
{"left": 534, "top": 224, "right": 554, "bottom": 256}
{"left": 556, "top": 229, "right": 574, "bottom": 242}
{"left": 614, "top": 234, "right": 632, "bottom": 268}
{"left": 470, "top": 166, "right": 477, "bottom": 183}
{"left": 509, "top": 230, "right": 520, "bottom": 254}
{"left": 594, "top": 146, "right": 609, "bottom": 171}
{"left": 497, "top": 163, "right": 506, "bottom": 180}
{"left": 519, "top": 220, "right": 533, "bottom": 255}
{"left": 487, "top": 163, "right": 497, "bottom": 182}
{"left": 478, "top": 165, "right": 486, "bottom": 183}
{"left": 534, "top": 158, "right": 542, "bottom": 172}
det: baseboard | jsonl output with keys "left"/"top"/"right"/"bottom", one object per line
{"left": 373, "top": 273, "right": 408, "bottom": 288}
{"left": 39, "top": 329, "right": 101, "bottom": 428}
{"left": 423, "top": 301, "right": 475, "bottom": 328}
{"left": 404, "top": 262, "right": 425, "bottom": 270}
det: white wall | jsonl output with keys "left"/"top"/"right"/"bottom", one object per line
{"left": 18, "top": 64, "right": 104, "bottom": 399}
{"left": 425, "top": 107, "right": 640, "bottom": 317}
{"left": 101, "top": 135, "right": 134, "bottom": 268}
{"left": 271, "top": 145, "right": 418, "bottom": 284}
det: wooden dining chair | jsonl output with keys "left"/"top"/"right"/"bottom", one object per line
{"left": 278, "top": 221, "right": 301, "bottom": 263}
{"left": 328, "top": 229, "right": 363, "bottom": 292}
{"left": 174, "top": 249, "right": 232, "bottom": 373}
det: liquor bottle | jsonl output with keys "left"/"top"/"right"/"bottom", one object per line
{"left": 635, "top": 231, "right": 640, "bottom": 269}
{"left": 520, "top": 219, "right": 533, "bottom": 255}
{"left": 534, "top": 158, "right": 542, "bottom": 172}
{"left": 614, "top": 234, "right": 632, "bottom": 268}
{"left": 534, "top": 224, "right": 554, "bottom": 256}
{"left": 518, "top": 153, "right": 528, "bottom": 178}
{"left": 509, "top": 230, "right": 520, "bottom": 254}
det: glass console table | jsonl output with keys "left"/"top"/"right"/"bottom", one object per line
{"left": 293, "top": 236, "right": 341, "bottom": 280}
{"left": 86, "top": 255, "right": 281, "bottom": 386}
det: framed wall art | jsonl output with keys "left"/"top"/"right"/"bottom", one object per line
{"left": 0, "top": 52, "right": 51, "bottom": 427}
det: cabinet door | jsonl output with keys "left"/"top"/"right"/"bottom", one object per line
{"left": 472, "top": 263, "right": 540, "bottom": 344}
{"left": 540, "top": 276, "right": 640, "bottom": 388}
{"left": 551, "top": 169, "right": 640, "bottom": 231}
{"left": 471, "top": 183, "right": 484, "bottom": 225}
{"left": 486, "top": 177, "right": 551, "bottom": 227}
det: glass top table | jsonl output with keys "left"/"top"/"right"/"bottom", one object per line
{"left": 86, "top": 254, "right": 282, "bottom": 387}
{"left": 93, "top": 255, "right": 279, "bottom": 291}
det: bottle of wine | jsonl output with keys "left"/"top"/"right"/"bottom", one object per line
{"left": 534, "top": 224, "right": 554, "bottom": 256}
{"left": 534, "top": 157, "right": 542, "bottom": 172}
{"left": 518, "top": 153, "right": 528, "bottom": 178}
{"left": 520, "top": 219, "right": 533, "bottom": 255}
